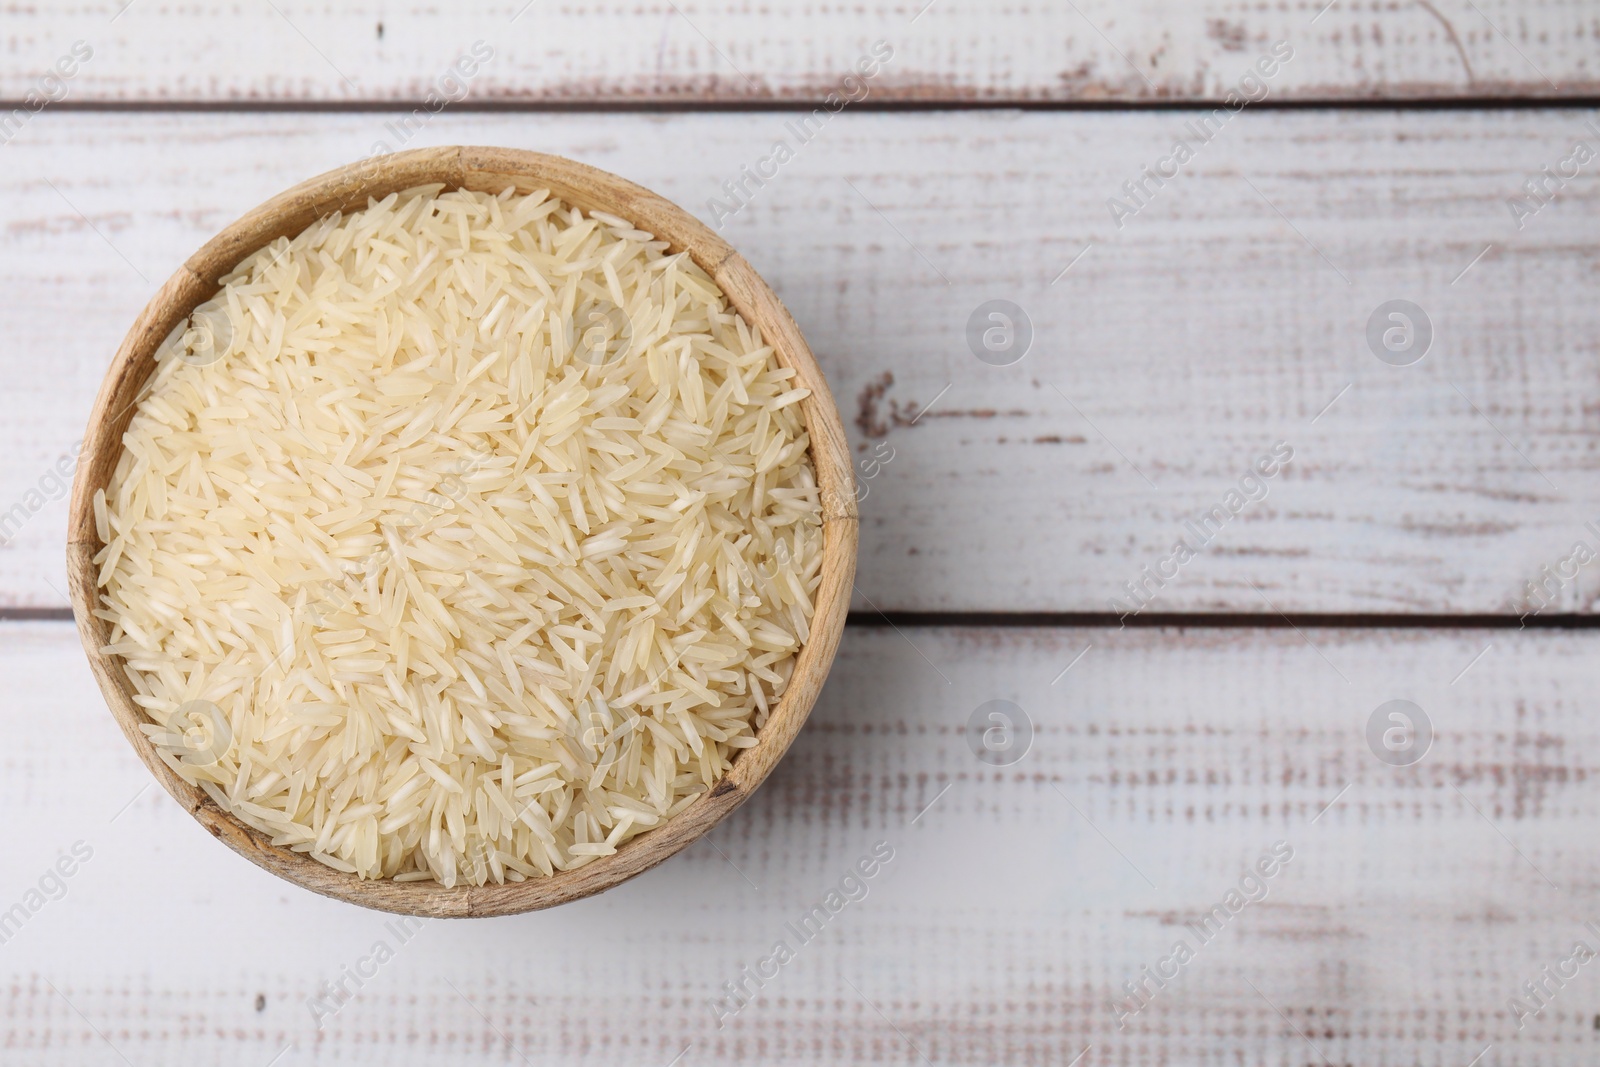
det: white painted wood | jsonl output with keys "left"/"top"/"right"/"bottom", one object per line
{"left": 4, "top": 111, "right": 1599, "bottom": 614}
{"left": 6, "top": 621, "right": 1597, "bottom": 1063}
{"left": 3, "top": 0, "right": 1594, "bottom": 105}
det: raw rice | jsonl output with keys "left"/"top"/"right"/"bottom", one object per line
{"left": 94, "top": 184, "right": 822, "bottom": 886}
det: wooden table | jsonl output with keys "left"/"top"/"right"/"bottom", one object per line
{"left": 3, "top": 4, "right": 1597, "bottom": 1063}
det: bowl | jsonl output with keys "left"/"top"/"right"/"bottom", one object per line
{"left": 66, "top": 146, "right": 858, "bottom": 917}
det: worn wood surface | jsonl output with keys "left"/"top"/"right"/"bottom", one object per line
{"left": 4, "top": 112, "right": 1599, "bottom": 615}
{"left": 3, "top": 0, "right": 1597, "bottom": 104}
{"left": 5, "top": 621, "right": 1598, "bottom": 1064}
{"left": 5, "top": 5, "right": 1597, "bottom": 1059}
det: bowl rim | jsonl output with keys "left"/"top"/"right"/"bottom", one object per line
{"left": 65, "top": 145, "right": 859, "bottom": 917}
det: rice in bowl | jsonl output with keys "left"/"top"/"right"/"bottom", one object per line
{"left": 92, "top": 184, "right": 822, "bottom": 887}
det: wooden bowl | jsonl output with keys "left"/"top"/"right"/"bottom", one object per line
{"left": 66, "top": 146, "right": 858, "bottom": 917}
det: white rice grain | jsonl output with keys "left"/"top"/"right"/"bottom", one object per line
{"left": 96, "top": 185, "right": 822, "bottom": 887}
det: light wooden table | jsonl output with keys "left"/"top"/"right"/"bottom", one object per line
{"left": 3, "top": 4, "right": 1597, "bottom": 1064}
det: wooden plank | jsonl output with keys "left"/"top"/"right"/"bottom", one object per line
{"left": 4, "top": 111, "right": 1599, "bottom": 615}
{"left": 7, "top": 620, "right": 1599, "bottom": 1063}
{"left": 2, "top": 0, "right": 1596, "bottom": 105}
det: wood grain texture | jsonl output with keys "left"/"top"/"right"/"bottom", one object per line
{"left": 6, "top": 620, "right": 1600, "bottom": 1064}
{"left": 3, "top": 0, "right": 1597, "bottom": 105}
{"left": 3, "top": 111, "right": 1599, "bottom": 614}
